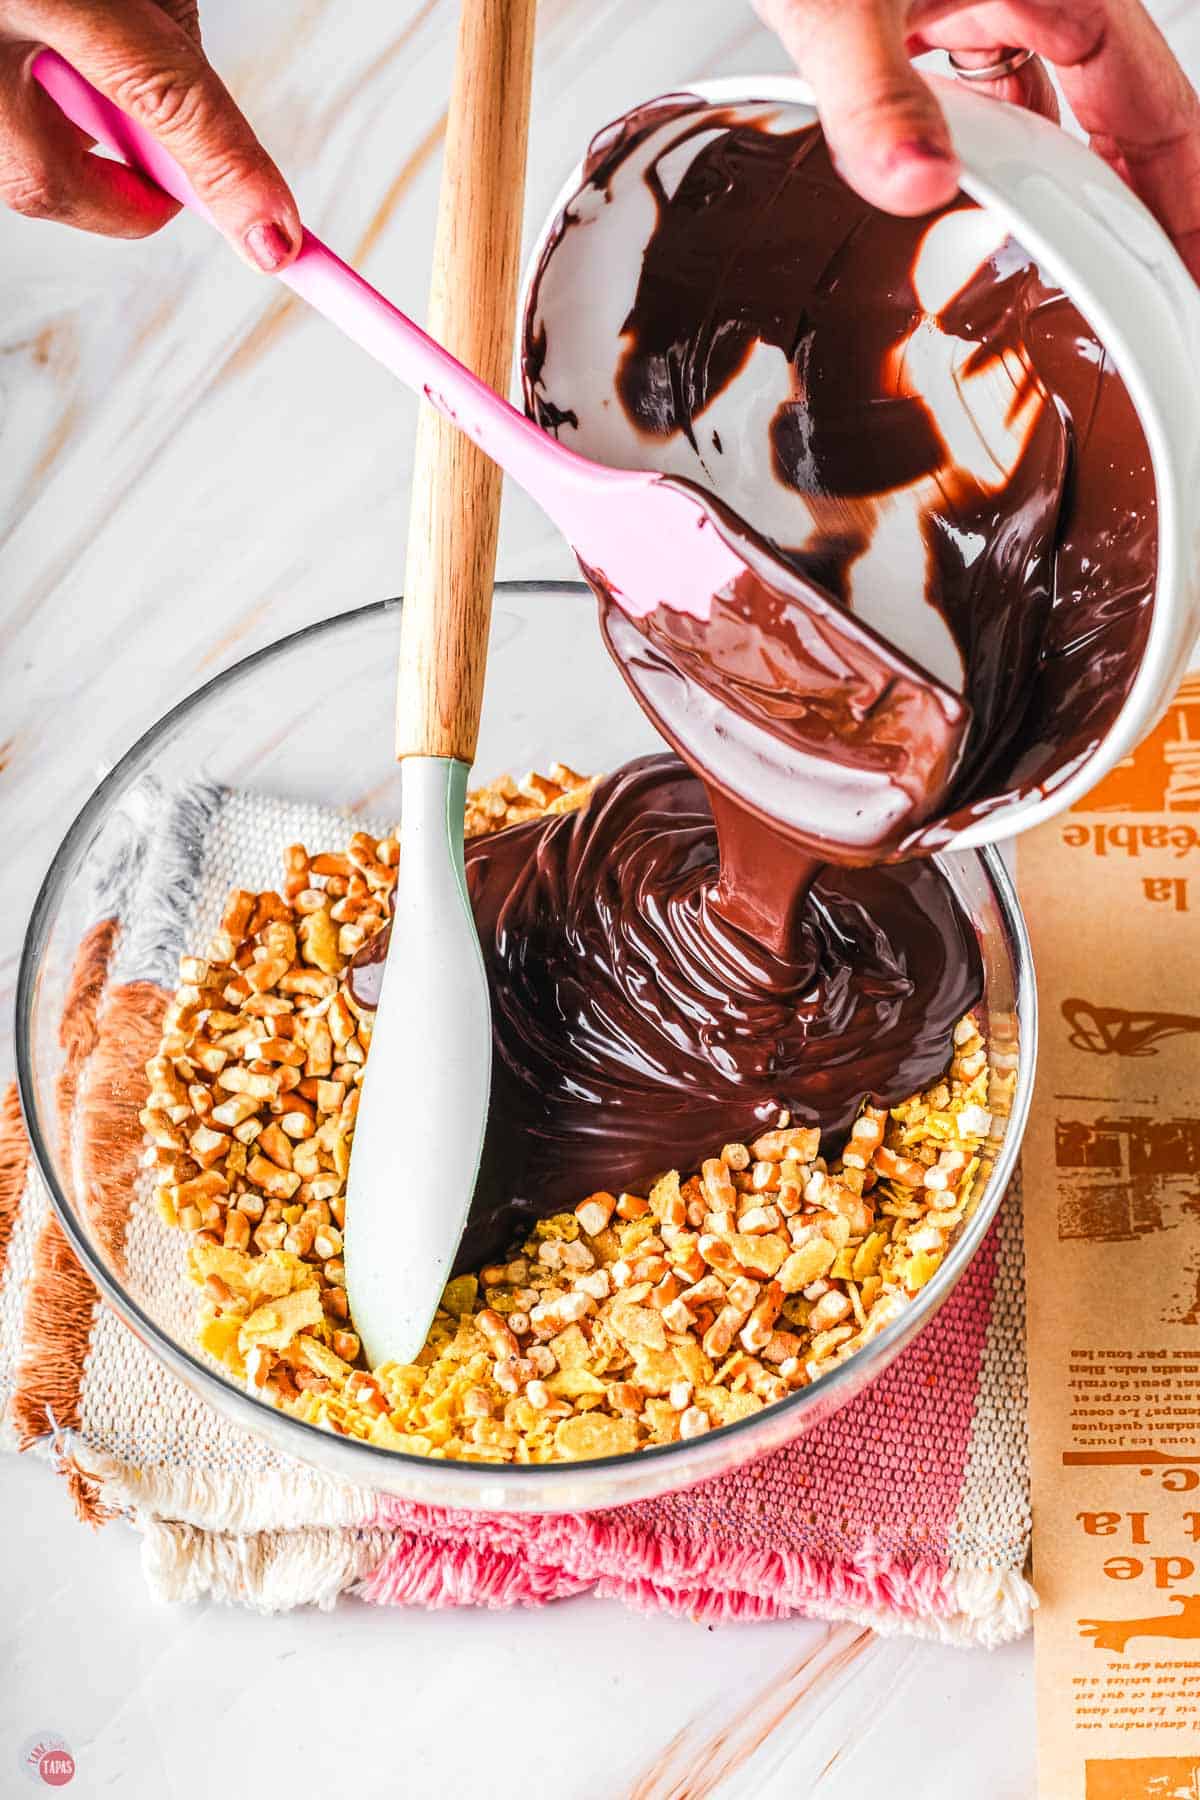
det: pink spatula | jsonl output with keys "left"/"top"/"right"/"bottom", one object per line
{"left": 30, "top": 49, "right": 971, "bottom": 673}
{"left": 35, "top": 47, "right": 747, "bottom": 624}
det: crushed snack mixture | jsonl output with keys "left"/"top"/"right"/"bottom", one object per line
{"left": 141, "top": 763, "right": 1008, "bottom": 1463}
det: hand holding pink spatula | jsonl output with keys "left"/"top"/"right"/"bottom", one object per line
{"left": 29, "top": 46, "right": 969, "bottom": 680}
{"left": 33, "top": 40, "right": 968, "bottom": 1359}
{"left": 33, "top": 43, "right": 754, "bottom": 622}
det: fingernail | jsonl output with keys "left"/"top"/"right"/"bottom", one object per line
{"left": 244, "top": 220, "right": 292, "bottom": 272}
{"left": 884, "top": 138, "right": 954, "bottom": 171}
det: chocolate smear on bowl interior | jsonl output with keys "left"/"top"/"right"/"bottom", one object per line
{"left": 525, "top": 102, "right": 1157, "bottom": 847}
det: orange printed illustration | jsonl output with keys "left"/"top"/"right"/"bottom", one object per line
{"left": 1079, "top": 1593, "right": 1200, "bottom": 1654}
{"left": 1055, "top": 1114, "right": 1200, "bottom": 1249}
{"left": 1078, "top": 674, "right": 1200, "bottom": 813}
{"left": 1063, "top": 999, "right": 1200, "bottom": 1059}
{"left": 1086, "top": 1758, "right": 1200, "bottom": 1800}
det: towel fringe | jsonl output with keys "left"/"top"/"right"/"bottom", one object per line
{"left": 138, "top": 1517, "right": 391, "bottom": 1612}
{"left": 359, "top": 1524, "right": 1035, "bottom": 1646}
{"left": 10, "top": 1214, "right": 100, "bottom": 1449}
{"left": 0, "top": 1083, "right": 29, "bottom": 1287}
{"left": 66, "top": 1438, "right": 377, "bottom": 1535}
{"left": 58, "top": 1438, "right": 1034, "bottom": 1641}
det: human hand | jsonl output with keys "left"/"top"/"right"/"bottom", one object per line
{"left": 0, "top": 0, "right": 299, "bottom": 268}
{"left": 755, "top": 0, "right": 1200, "bottom": 277}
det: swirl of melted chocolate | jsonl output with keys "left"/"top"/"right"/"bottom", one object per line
{"left": 349, "top": 755, "right": 982, "bottom": 1270}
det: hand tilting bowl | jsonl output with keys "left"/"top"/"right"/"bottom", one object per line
{"left": 17, "top": 588, "right": 1034, "bottom": 1509}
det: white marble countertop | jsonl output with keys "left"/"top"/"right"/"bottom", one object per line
{"left": 2, "top": 1, "right": 1197, "bottom": 1793}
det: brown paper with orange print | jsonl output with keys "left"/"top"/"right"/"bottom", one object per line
{"left": 1021, "top": 672, "right": 1200, "bottom": 1800}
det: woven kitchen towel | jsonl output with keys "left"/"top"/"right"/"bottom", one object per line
{"left": 0, "top": 775, "right": 1033, "bottom": 1643}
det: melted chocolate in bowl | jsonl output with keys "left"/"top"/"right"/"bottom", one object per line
{"left": 348, "top": 756, "right": 983, "bottom": 1269}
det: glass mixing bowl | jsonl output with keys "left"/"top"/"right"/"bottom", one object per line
{"left": 17, "top": 583, "right": 1035, "bottom": 1511}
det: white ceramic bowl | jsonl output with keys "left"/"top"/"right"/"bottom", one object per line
{"left": 522, "top": 76, "right": 1200, "bottom": 850}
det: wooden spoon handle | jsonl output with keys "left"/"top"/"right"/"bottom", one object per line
{"left": 395, "top": 0, "right": 537, "bottom": 763}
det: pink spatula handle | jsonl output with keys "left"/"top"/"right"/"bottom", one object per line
{"left": 31, "top": 50, "right": 766, "bottom": 639}
{"left": 31, "top": 48, "right": 576, "bottom": 515}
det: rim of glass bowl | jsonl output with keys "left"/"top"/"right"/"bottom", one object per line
{"left": 16, "top": 585, "right": 1037, "bottom": 1493}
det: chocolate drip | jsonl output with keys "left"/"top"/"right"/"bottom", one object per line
{"left": 349, "top": 756, "right": 982, "bottom": 1270}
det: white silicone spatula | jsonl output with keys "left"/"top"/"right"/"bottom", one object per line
{"left": 345, "top": 0, "right": 536, "bottom": 1364}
